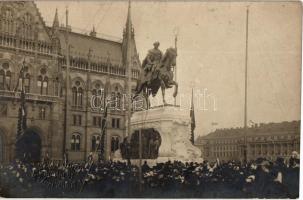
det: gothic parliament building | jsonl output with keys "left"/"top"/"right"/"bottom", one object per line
{"left": 0, "top": 1, "right": 141, "bottom": 163}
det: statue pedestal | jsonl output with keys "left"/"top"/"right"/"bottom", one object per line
{"left": 130, "top": 105, "right": 202, "bottom": 162}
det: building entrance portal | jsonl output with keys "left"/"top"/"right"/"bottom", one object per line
{"left": 15, "top": 129, "right": 41, "bottom": 163}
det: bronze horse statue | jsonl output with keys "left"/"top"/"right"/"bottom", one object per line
{"left": 134, "top": 47, "right": 178, "bottom": 107}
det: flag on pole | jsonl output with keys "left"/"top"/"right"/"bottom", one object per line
{"left": 100, "top": 85, "right": 108, "bottom": 161}
{"left": 21, "top": 106, "right": 25, "bottom": 117}
{"left": 190, "top": 88, "right": 195, "bottom": 144}
{"left": 16, "top": 59, "right": 27, "bottom": 138}
{"left": 14, "top": 60, "right": 26, "bottom": 93}
{"left": 15, "top": 59, "right": 27, "bottom": 160}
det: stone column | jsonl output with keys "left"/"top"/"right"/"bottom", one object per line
{"left": 281, "top": 143, "right": 285, "bottom": 156}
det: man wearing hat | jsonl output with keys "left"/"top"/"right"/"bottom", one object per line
{"left": 142, "top": 41, "right": 163, "bottom": 85}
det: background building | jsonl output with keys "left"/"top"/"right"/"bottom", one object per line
{"left": 0, "top": 1, "right": 140, "bottom": 163}
{"left": 195, "top": 121, "right": 300, "bottom": 162}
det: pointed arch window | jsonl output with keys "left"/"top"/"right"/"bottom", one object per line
{"left": 92, "top": 135, "right": 101, "bottom": 151}
{"left": 71, "top": 133, "right": 81, "bottom": 151}
{"left": 21, "top": 12, "right": 34, "bottom": 39}
{"left": 37, "top": 75, "right": 42, "bottom": 92}
{"left": 111, "top": 86, "right": 122, "bottom": 110}
{"left": 92, "top": 83, "right": 103, "bottom": 108}
{"left": 72, "top": 87, "right": 77, "bottom": 106}
{"left": 78, "top": 87, "right": 83, "bottom": 107}
{"left": 72, "top": 81, "right": 84, "bottom": 108}
{"left": 0, "top": 63, "right": 11, "bottom": 90}
{"left": 37, "top": 68, "right": 48, "bottom": 95}
{"left": 1, "top": 8, "right": 15, "bottom": 34}
{"left": 92, "top": 89, "right": 97, "bottom": 107}
{"left": 75, "top": 135, "right": 81, "bottom": 151}
{"left": 71, "top": 135, "right": 76, "bottom": 150}
{"left": 110, "top": 91, "right": 116, "bottom": 109}
{"left": 37, "top": 76, "right": 48, "bottom": 94}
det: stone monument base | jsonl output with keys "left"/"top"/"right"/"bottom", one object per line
{"left": 129, "top": 105, "right": 202, "bottom": 162}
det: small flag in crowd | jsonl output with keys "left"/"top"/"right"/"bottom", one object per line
{"left": 190, "top": 88, "right": 195, "bottom": 144}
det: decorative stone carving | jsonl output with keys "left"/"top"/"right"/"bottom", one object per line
{"left": 130, "top": 105, "right": 201, "bottom": 162}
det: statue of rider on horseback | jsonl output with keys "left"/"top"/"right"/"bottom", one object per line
{"left": 141, "top": 41, "right": 163, "bottom": 86}
{"left": 135, "top": 41, "right": 178, "bottom": 106}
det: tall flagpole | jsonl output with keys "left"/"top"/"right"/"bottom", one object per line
{"left": 15, "top": 59, "right": 27, "bottom": 160}
{"left": 63, "top": 6, "right": 70, "bottom": 158}
{"left": 126, "top": 0, "right": 132, "bottom": 139}
{"left": 138, "top": 128, "right": 142, "bottom": 192}
{"left": 244, "top": 6, "right": 249, "bottom": 162}
{"left": 84, "top": 48, "right": 92, "bottom": 161}
{"left": 174, "top": 33, "right": 177, "bottom": 106}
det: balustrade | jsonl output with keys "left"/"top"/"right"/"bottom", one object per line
{"left": 65, "top": 57, "right": 137, "bottom": 78}
{"left": 0, "top": 33, "right": 53, "bottom": 56}
{"left": 0, "top": 89, "right": 58, "bottom": 103}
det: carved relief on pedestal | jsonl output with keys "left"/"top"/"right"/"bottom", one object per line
{"left": 130, "top": 106, "right": 201, "bottom": 161}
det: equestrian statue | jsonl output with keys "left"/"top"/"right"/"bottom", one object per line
{"left": 134, "top": 41, "right": 178, "bottom": 107}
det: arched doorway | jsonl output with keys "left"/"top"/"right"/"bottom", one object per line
{"left": 15, "top": 128, "right": 41, "bottom": 162}
{"left": 121, "top": 128, "right": 161, "bottom": 159}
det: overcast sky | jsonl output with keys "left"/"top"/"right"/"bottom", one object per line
{"left": 36, "top": 1, "right": 301, "bottom": 137}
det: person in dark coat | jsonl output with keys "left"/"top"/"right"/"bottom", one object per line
{"left": 285, "top": 154, "right": 299, "bottom": 198}
{"left": 253, "top": 159, "right": 272, "bottom": 198}
{"left": 142, "top": 161, "right": 150, "bottom": 173}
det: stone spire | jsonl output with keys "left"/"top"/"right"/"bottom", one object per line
{"left": 51, "top": 8, "right": 61, "bottom": 52}
{"left": 122, "top": 0, "right": 135, "bottom": 66}
{"left": 125, "top": 0, "right": 132, "bottom": 36}
{"left": 124, "top": 0, "right": 134, "bottom": 139}
{"left": 53, "top": 8, "right": 59, "bottom": 29}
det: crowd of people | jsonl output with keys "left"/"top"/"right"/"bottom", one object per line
{"left": 0, "top": 153, "right": 299, "bottom": 198}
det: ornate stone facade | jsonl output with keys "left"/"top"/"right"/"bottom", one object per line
{"left": 195, "top": 121, "right": 300, "bottom": 162}
{"left": 0, "top": 1, "right": 141, "bottom": 163}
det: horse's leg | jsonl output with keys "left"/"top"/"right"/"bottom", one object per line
{"left": 172, "top": 81, "right": 178, "bottom": 98}
{"left": 143, "top": 87, "right": 149, "bottom": 110}
{"left": 160, "top": 79, "right": 167, "bottom": 105}
{"left": 133, "top": 82, "right": 145, "bottom": 100}
{"left": 145, "top": 92, "right": 151, "bottom": 110}
{"left": 145, "top": 89, "right": 151, "bottom": 109}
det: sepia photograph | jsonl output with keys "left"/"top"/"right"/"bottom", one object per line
{"left": 0, "top": 0, "right": 301, "bottom": 198}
